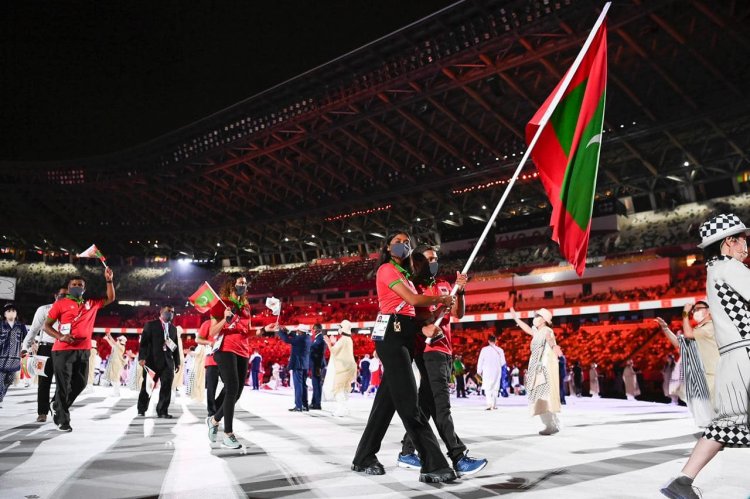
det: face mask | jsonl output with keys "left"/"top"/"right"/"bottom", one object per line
{"left": 5, "top": 311, "right": 16, "bottom": 322}
{"left": 428, "top": 261, "right": 439, "bottom": 277}
{"left": 235, "top": 285, "right": 247, "bottom": 296}
{"left": 162, "top": 311, "right": 174, "bottom": 322}
{"left": 693, "top": 310, "right": 706, "bottom": 322}
{"left": 390, "top": 242, "right": 411, "bottom": 259}
{"left": 68, "top": 286, "right": 84, "bottom": 298}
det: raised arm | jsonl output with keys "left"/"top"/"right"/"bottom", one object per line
{"left": 509, "top": 307, "right": 534, "bottom": 336}
{"left": 451, "top": 273, "right": 467, "bottom": 319}
{"left": 677, "top": 303, "right": 700, "bottom": 340}
{"left": 104, "top": 267, "right": 116, "bottom": 307}
{"left": 654, "top": 317, "right": 680, "bottom": 349}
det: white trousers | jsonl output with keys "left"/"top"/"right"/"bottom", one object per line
{"left": 540, "top": 411, "right": 560, "bottom": 431}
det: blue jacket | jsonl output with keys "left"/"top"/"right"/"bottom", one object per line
{"left": 278, "top": 329, "right": 310, "bottom": 371}
{"left": 309, "top": 333, "right": 327, "bottom": 371}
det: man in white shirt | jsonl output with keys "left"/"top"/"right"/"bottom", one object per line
{"left": 477, "top": 335, "right": 506, "bottom": 410}
{"left": 23, "top": 288, "right": 68, "bottom": 422}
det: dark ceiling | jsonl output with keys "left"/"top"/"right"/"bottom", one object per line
{"left": 2, "top": 0, "right": 749, "bottom": 265}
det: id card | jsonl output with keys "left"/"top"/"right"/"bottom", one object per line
{"left": 210, "top": 334, "right": 224, "bottom": 353}
{"left": 165, "top": 337, "right": 177, "bottom": 352}
{"left": 372, "top": 314, "right": 390, "bottom": 342}
{"left": 59, "top": 323, "right": 71, "bottom": 336}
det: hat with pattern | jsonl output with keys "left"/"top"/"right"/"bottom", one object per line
{"left": 698, "top": 213, "right": 750, "bottom": 248}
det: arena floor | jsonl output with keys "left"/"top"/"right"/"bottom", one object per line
{"left": 0, "top": 384, "right": 747, "bottom": 498}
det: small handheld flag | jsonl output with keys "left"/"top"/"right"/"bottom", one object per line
{"left": 265, "top": 297, "right": 281, "bottom": 316}
{"left": 77, "top": 244, "right": 107, "bottom": 267}
{"left": 265, "top": 297, "right": 282, "bottom": 325}
{"left": 188, "top": 281, "right": 224, "bottom": 314}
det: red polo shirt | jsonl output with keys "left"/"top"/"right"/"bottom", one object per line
{"left": 376, "top": 262, "right": 416, "bottom": 316}
{"left": 415, "top": 279, "right": 454, "bottom": 356}
{"left": 48, "top": 297, "right": 105, "bottom": 351}
{"left": 197, "top": 320, "right": 217, "bottom": 367}
{"left": 210, "top": 299, "right": 252, "bottom": 358}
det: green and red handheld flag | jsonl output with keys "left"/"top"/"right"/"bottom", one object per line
{"left": 77, "top": 244, "right": 107, "bottom": 267}
{"left": 526, "top": 12, "right": 608, "bottom": 276}
{"left": 189, "top": 281, "right": 224, "bottom": 314}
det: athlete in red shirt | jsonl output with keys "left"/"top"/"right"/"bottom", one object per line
{"left": 205, "top": 273, "right": 273, "bottom": 450}
{"left": 352, "top": 230, "right": 457, "bottom": 484}
{"left": 43, "top": 267, "right": 115, "bottom": 431}
{"left": 399, "top": 247, "right": 487, "bottom": 476}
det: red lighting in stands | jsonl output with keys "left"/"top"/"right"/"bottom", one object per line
{"left": 324, "top": 204, "right": 392, "bottom": 222}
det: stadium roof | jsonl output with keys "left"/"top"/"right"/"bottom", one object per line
{"left": 2, "top": 0, "right": 749, "bottom": 265}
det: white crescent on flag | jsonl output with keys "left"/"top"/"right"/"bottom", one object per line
{"left": 586, "top": 133, "right": 603, "bottom": 148}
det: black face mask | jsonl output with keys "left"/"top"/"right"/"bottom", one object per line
{"left": 390, "top": 242, "right": 411, "bottom": 259}
{"left": 429, "top": 261, "right": 439, "bottom": 277}
{"left": 68, "top": 286, "right": 84, "bottom": 298}
{"left": 235, "top": 285, "right": 247, "bottom": 296}
{"left": 161, "top": 311, "right": 174, "bottom": 322}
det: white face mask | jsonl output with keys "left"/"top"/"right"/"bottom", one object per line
{"left": 693, "top": 310, "right": 707, "bottom": 322}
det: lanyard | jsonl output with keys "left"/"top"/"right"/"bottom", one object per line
{"left": 390, "top": 260, "right": 411, "bottom": 280}
{"left": 229, "top": 296, "right": 244, "bottom": 311}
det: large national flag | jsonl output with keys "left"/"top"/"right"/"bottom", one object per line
{"left": 526, "top": 18, "right": 607, "bottom": 276}
{"left": 189, "top": 281, "right": 223, "bottom": 314}
{"left": 77, "top": 244, "right": 107, "bottom": 266}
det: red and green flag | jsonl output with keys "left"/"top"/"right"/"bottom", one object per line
{"left": 189, "top": 281, "right": 223, "bottom": 314}
{"left": 526, "top": 19, "right": 607, "bottom": 276}
{"left": 77, "top": 244, "right": 107, "bottom": 267}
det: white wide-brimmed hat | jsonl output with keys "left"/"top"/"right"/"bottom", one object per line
{"left": 698, "top": 213, "right": 750, "bottom": 248}
{"left": 536, "top": 308, "right": 553, "bottom": 324}
{"left": 337, "top": 320, "right": 352, "bottom": 335}
{"left": 117, "top": 335, "right": 128, "bottom": 344}
{"left": 296, "top": 324, "right": 311, "bottom": 333}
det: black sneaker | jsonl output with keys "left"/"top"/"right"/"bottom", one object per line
{"left": 57, "top": 424, "right": 72, "bottom": 432}
{"left": 351, "top": 461, "right": 386, "bottom": 475}
{"left": 419, "top": 468, "right": 457, "bottom": 483}
{"left": 660, "top": 476, "right": 700, "bottom": 499}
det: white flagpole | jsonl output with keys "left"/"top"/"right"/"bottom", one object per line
{"left": 434, "top": 2, "right": 611, "bottom": 327}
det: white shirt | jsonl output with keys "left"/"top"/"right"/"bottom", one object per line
{"left": 23, "top": 303, "right": 58, "bottom": 349}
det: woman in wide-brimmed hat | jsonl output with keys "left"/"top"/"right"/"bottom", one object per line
{"left": 510, "top": 306, "right": 562, "bottom": 435}
{"left": 661, "top": 213, "right": 750, "bottom": 499}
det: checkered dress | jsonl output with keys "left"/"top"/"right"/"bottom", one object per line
{"left": 526, "top": 326, "right": 561, "bottom": 416}
{"left": 703, "top": 256, "right": 750, "bottom": 447}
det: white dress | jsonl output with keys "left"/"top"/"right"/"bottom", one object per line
{"left": 477, "top": 344, "right": 505, "bottom": 393}
{"left": 703, "top": 256, "right": 750, "bottom": 446}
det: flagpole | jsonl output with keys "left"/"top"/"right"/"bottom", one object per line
{"left": 204, "top": 281, "right": 228, "bottom": 309}
{"left": 434, "top": 2, "right": 611, "bottom": 327}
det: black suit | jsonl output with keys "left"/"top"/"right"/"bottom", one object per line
{"left": 137, "top": 319, "right": 181, "bottom": 415}
{"left": 309, "top": 333, "right": 327, "bottom": 408}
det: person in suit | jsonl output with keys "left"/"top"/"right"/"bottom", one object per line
{"left": 249, "top": 349, "right": 263, "bottom": 390}
{"left": 277, "top": 324, "right": 311, "bottom": 411}
{"left": 309, "top": 323, "right": 326, "bottom": 410}
{"left": 137, "top": 306, "right": 181, "bottom": 418}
